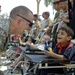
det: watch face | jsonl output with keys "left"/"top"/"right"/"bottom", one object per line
{"left": 0, "top": 27, "right": 6, "bottom": 50}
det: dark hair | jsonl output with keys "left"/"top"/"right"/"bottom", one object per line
{"left": 42, "top": 11, "right": 50, "bottom": 17}
{"left": 22, "top": 33, "right": 26, "bottom": 37}
{"left": 10, "top": 6, "right": 33, "bottom": 19}
{"left": 58, "top": 26, "right": 74, "bottom": 37}
{"left": 34, "top": 14, "right": 38, "bottom": 18}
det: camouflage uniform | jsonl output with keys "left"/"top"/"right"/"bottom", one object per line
{"left": 59, "top": 10, "right": 68, "bottom": 26}
{"left": 52, "top": 10, "right": 68, "bottom": 33}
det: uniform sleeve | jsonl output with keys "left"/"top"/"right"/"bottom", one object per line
{"left": 64, "top": 46, "right": 75, "bottom": 61}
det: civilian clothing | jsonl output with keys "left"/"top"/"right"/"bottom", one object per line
{"left": 37, "top": 42, "right": 75, "bottom": 75}
{"left": 53, "top": 42, "right": 75, "bottom": 61}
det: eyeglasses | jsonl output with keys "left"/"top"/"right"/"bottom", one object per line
{"left": 17, "top": 14, "right": 33, "bottom": 27}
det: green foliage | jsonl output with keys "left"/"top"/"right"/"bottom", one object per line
{"left": 44, "top": 0, "right": 53, "bottom": 7}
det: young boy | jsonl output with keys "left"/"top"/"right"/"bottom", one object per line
{"left": 45, "top": 26, "right": 75, "bottom": 61}
{"left": 39, "top": 26, "right": 75, "bottom": 75}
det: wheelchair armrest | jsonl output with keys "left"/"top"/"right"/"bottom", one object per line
{"left": 26, "top": 49, "right": 41, "bottom": 52}
{"left": 25, "top": 50, "right": 45, "bottom": 55}
{"left": 41, "top": 59, "right": 70, "bottom": 64}
{"left": 71, "top": 61, "right": 75, "bottom": 64}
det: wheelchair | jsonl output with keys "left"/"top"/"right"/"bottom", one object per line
{"left": 5, "top": 49, "right": 75, "bottom": 75}
{"left": 6, "top": 21, "right": 75, "bottom": 75}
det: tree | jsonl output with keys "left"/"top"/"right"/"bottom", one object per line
{"left": 36, "top": 0, "right": 53, "bottom": 15}
{"left": 44, "top": 0, "right": 53, "bottom": 7}
{"left": 36, "top": 0, "right": 41, "bottom": 15}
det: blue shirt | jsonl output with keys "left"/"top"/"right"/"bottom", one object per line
{"left": 53, "top": 42, "right": 75, "bottom": 61}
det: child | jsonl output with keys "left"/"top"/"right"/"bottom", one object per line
{"left": 39, "top": 26, "right": 75, "bottom": 75}
{"left": 45, "top": 26, "right": 75, "bottom": 60}
{"left": 41, "top": 11, "right": 50, "bottom": 30}
{"left": 10, "top": 34, "right": 26, "bottom": 60}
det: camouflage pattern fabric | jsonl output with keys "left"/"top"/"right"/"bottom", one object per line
{"left": 0, "top": 27, "right": 6, "bottom": 50}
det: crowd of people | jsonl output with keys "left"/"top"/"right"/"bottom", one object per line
{"left": 0, "top": 0, "right": 75, "bottom": 75}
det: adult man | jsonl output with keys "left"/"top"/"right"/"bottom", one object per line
{"left": 2, "top": 5, "right": 33, "bottom": 49}
{"left": 53, "top": 0, "right": 61, "bottom": 20}
{"left": 9, "top": 5, "right": 33, "bottom": 35}
{"left": 59, "top": 0, "right": 68, "bottom": 18}
{"left": 5, "top": 5, "right": 34, "bottom": 54}
{"left": 8, "top": 6, "right": 34, "bottom": 58}
{"left": 0, "top": 5, "right": 34, "bottom": 75}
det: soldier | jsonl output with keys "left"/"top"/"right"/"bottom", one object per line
{"left": 0, "top": 5, "right": 34, "bottom": 74}
{"left": 53, "top": 0, "right": 61, "bottom": 20}
{"left": 44, "top": 0, "right": 61, "bottom": 36}
{"left": 59, "top": 0, "right": 68, "bottom": 19}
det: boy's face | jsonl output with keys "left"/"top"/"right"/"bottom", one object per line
{"left": 41, "top": 35, "right": 50, "bottom": 44}
{"left": 57, "top": 29, "right": 71, "bottom": 44}
{"left": 43, "top": 14, "right": 49, "bottom": 19}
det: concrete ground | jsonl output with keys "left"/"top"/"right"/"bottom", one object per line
{"left": 0, "top": 57, "right": 22, "bottom": 75}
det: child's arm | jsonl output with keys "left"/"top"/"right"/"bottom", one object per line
{"left": 26, "top": 42, "right": 38, "bottom": 49}
{"left": 44, "top": 51, "right": 67, "bottom": 60}
{"left": 18, "top": 37, "right": 26, "bottom": 45}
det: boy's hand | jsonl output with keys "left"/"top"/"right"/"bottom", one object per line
{"left": 44, "top": 51, "right": 51, "bottom": 57}
{"left": 44, "top": 51, "right": 53, "bottom": 57}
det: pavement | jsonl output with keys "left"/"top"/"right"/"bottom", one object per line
{"left": 0, "top": 57, "right": 21, "bottom": 75}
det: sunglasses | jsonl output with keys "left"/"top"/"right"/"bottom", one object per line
{"left": 17, "top": 14, "right": 33, "bottom": 27}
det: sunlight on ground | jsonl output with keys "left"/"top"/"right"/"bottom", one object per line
{"left": 0, "top": 66, "right": 7, "bottom": 71}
